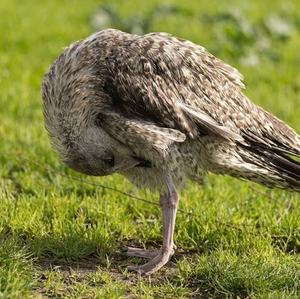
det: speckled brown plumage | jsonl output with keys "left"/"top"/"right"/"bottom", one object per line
{"left": 42, "top": 29, "right": 300, "bottom": 274}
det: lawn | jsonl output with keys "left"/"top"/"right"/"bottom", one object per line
{"left": 0, "top": 0, "right": 300, "bottom": 298}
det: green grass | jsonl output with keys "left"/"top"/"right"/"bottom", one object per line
{"left": 1, "top": 0, "right": 300, "bottom": 298}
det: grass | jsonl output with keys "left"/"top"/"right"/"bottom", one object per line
{"left": 0, "top": 0, "right": 300, "bottom": 298}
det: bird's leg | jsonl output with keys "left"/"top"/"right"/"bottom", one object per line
{"left": 127, "top": 174, "right": 179, "bottom": 275}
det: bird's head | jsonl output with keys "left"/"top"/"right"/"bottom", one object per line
{"left": 61, "top": 126, "right": 141, "bottom": 177}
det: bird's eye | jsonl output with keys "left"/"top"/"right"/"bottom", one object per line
{"left": 102, "top": 156, "right": 115, "bottom": 167}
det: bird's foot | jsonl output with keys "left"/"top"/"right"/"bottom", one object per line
{"left": 125, "top": 247, "right": 159, "bottom": 258}
{"left": 127, "top": 246, "right": 175, "bottom": 275}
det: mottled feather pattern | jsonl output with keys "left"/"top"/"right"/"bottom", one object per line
{"left": 98, "top": 111, "right": 186, "bottom": 154}
{"left": 42, "top": 28, "right": 300, "bottom": 192}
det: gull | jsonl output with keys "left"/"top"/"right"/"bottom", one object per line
{"left": 42, "top": 29, "right": 300, "bottom": 275}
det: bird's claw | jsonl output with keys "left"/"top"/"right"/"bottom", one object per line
{"left": 127, "top": 247, "right": 175, "bottom": 275}
{"left": 125, "top": 247, "right": 159, "bottom": 259}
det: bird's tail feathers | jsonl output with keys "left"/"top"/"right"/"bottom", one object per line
{"left": 238, "top": 139, "right": 300, "bottom": 192}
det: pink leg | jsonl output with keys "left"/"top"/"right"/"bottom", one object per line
{"left": 127, "top": 175, "right": 179, "bottom": 275}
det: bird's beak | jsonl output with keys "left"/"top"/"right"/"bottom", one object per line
{"left": 113, "top": 156, "right": 152, "bottom": 173}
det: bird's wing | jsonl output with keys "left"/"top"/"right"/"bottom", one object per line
{"left": 104, "top": 32, "right": 244, "bottom": 142}
{"left": 98, "top": 110, "right": 186, "bottom": 153}
{"left": 104, "top": 31, "right": 300, "bottom": 157}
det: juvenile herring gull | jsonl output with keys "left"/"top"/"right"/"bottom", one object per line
{"left": 42, "top": 29, "right": 300, "bottom": 275}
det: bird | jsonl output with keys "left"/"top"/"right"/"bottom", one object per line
{"left": 42, "top": 28, "right": 300, "bottom": 275}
